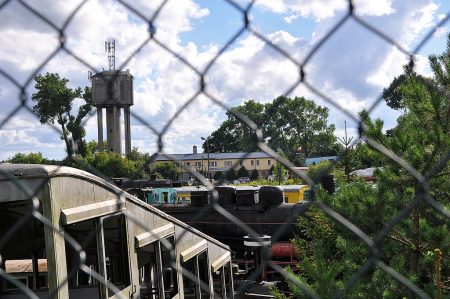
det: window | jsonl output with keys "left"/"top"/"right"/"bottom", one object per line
{"left": 268, "top": 160, "right": 271, "bottom": 166}
{"left": 137, "top": 236, "right": 178, "bottom": 299}
{"left": 182, "top": 258, "right": 197, "bottom": 299}
{"left": 65, "top": 218, "right": 101, "bottom": 297}
{"left": 195, "top": 161, "right": 202, "bottom": 169}
{"left": 209, "top": 161, "right": 217, "bottom": 167}
{"left": 1, "top": 200, "right": 48, "bottom": 296}
{"left": 239, "top": 160, "right": 243, "bottom": 166}
{"left": 64, "top": 213, "right": 131, "bottom": 298}
{"left": 197, "top": 251, "right": 210, "bottom": 297}
{"left": 212, "top": 262, "right": 233, "bottom": 299}
{"left": 185, "top": 162, "right": 191, "bottom": 167}
{"left": 224, "top": 161, "right": 232, "bottom": 167}
{"left": 102, "top": 214, "right": 131, "bottom": 297}
{"left": 251, "top": 160, "right": 254, "bottom": 166}
{"left": 161, "top": 237, "right": 178, "bottom": 298}
{"left": 256, "top": 160, "right": 260, "bottom": 166}
{"left": 182, "top": 250, "right": 210, "bottom": 299}
{"left": 137, "top": 243, "right": 158, "bottom": 298}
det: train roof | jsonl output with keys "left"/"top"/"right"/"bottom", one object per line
{"left": 0, "top": 163, "right": 230, "bottom": 250}
{"left": 279, "top": 185, "right": 310, "bottom": 192}
{"left": 174, "top": 186, "right": 209, "bottom": 192}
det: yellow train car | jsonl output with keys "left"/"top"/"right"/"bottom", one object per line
{"left": 280, "top": 185, "right": 311, "bottom": 203}
{"left": 173, "top": 186, "right": 208, "bottom": 203}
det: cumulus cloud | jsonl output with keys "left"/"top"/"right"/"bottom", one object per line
{"left": 0, "top": 0, "right": 446, "bottom": 159}
{"left": 256, "top": 0, "right": 394, "bottom": 22}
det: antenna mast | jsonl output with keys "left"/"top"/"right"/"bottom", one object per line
{"left": 105, "top": 39, "right": 115, "bottom": 70}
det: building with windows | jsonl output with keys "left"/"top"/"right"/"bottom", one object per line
{"left": 151, "top": 146, "right": 276, "bottom": 181}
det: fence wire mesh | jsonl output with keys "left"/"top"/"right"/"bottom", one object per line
{"left": 0, "top": 0, "right": 450, "bottom": 298}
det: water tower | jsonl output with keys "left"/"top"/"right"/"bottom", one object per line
{"left": 90, "top": 40, "right": 134, "bottom": 155}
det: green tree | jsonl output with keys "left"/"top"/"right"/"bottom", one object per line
{"left": 281, "top": 35, "right": 450, "bottom": 298}
{"left": 32, "top": 73, "right": 92, "bottom": 157}
{"left": 273, "top": 161, "right": 288, "bottom": 184}
{"left": 126, "top": 147, "right": 151, "bottom": 179}
{"left": 213, "top": 171, "right": 224, "bottom": 181}
{"left": 206, "top": 97, "right": 337, "bottom": 164}
{"left": 89, "top": 151, "right": 136, "bottom": 178}
{"left": 265, "top": 96, "right": 336, "bottom": 161}
{"left": 205, "top": 100, "right": 266, "bottom": 153}
{"left": 250, "top": 169, "right": 259, "bottom": 180}
{"left": 153, "top": 163, "right": 178, "bottom": 181}
{"left": 7, "top": 152, "right": 45, "bottom": 164}
{"left": 225, "top": 168, "right": 236, "bottom": 181}
{"left": 236, "top": 166, "right": 249, "bottom": 178}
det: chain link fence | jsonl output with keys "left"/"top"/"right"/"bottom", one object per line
{"left": 1, "top": 0, "right": 450, "bottom": 298}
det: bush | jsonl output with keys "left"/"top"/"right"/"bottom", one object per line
{"left": 250, "top": 169, "right": 259, "bottom": 180}
{"left": 225, "top": 168, "right": 236, "bottom": 180}
{"left": 237, "top": 166, "right": 249, "bottom": 178}
{"left": 213, "top": 171, "right": 224, "bottom": 180}
{"left": 7, "top": 152, "right": 45, "bottom": 164}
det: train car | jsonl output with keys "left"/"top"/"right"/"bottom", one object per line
{"left": 143, "top": 187, "right": 178, "bottom": 204}
{"left": 280, "top": 185, "right": 311, "bottom": 203}
{"left": 153, "top": 185, "right": 309, "bottom": 250}
{"left": 0, "top": 164, "right": 234, "bottom": 299}
{"left": 173, "top": 187, "right": 209, "bottom": 204}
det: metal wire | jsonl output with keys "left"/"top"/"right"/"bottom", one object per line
{"left": 0, "top": 0, "right": 449, "bottom": 298}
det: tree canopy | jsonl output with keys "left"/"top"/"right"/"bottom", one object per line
{"left": 7, "top": 152, "right": 45, "bottom": 164}
{"left": 278, "top": 35, "right": 450, "bottom": 298}
{"left": 153, "top": 162, "right": 178, "bottom": 180}
{"left": 32, "top": 72, "right": 92, "bottom": 157}
{"left": 204, "top": 96, "right": 336, "bottom": 165}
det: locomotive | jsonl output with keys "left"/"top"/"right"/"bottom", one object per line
{"left": 143, "top": 185, "right": 310, "bottom": 249}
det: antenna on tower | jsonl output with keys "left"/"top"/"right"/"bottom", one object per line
{"left": 105, "top": 39, "right": 115, "bottom": 70}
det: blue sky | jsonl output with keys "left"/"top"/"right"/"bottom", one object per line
{"left": 0, "top": 0, "right": 449, "bottom": 160}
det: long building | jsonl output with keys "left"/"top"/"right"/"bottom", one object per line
{"left": 151, "top": 146, "right": 276, "bottom": 181}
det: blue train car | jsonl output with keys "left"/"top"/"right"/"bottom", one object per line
{"left": 143, "top": 187, "right": 178, "bottom": 204}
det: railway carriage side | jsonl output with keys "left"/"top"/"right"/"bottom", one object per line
{"left": 0, "top": 164, "right": 233, "bottom": 299}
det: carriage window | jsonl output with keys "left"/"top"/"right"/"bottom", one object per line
{"left": 103, "top": 214, "right": 131, "bottom": 297}
{"left": 224, "top": 262, "right": 233, "bottom": 298}
{"left": 137, "top": 236, "right": 178, "bottom": 299}
{"left": 182, "top": 258, "right": 197, "bottom": 299}
{"left": 197, "top": 251, "right": 210, "bottom": 297}
{"left": 212, "top": 262, "right": 232, "bottom": 299}
{"left": 65, "top": 219, "right": 101, "bottom": 298}
{"left": 182, "top": 250, "right": 210, "bottom": 299}
{"left": 212, "top": 268, "right": 223, "bottom": 298}
{"left": 161, "top": 237, "right": 178, "bottom": 298}
{"left": 137, "top": 242, "right": 159, "bottom": 298}
{"left": 0, "top": 201, "right": 48, "bottom": 295}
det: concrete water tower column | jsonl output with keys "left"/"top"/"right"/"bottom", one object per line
{"left": 124, "top": 106, "right": 131, "bottom": 155}
{"left": 90, "top": 69, "right": 134, "bottom": 155}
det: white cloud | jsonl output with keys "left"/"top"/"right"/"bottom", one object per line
{"left": 366, "top": 47, "right": 407, "bottom": 89}
{"left": 0, "top": 0, "right": 447, "bottom": 159}
{"left": 354, "top": 0, "right": 395, "bottom": 17}
{"left": 256, "top": 0, "right": 394, "bottom": 22}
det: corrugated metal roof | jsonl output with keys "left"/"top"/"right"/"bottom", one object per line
{"left": 154, "top": 152, "right": 274, "bottom": 161}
